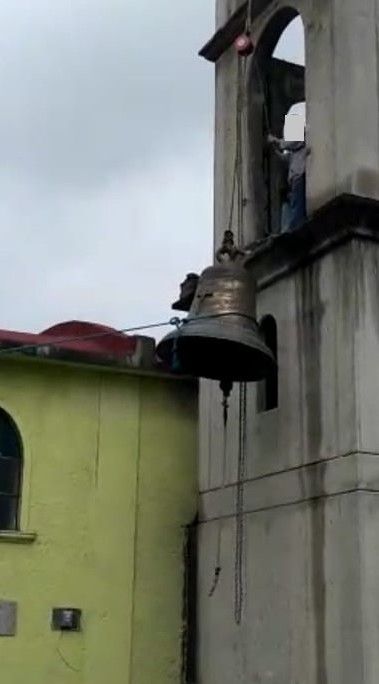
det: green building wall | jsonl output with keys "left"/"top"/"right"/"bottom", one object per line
{"left": 0, "top": 359, "right": 197, "bottom": 683}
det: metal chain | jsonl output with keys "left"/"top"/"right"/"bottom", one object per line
{"left": 234, "top": 381, "right": 247, "bottom": 625}
{"left": 208, "top": 529, "right": 222, "bottom": 597}
{"left": 208, "top": 418, "right": 227, "bottom": 598}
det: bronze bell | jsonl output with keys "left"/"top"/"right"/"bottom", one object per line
{"left": 157, "top": 253, "right": 276, "bottom": 383}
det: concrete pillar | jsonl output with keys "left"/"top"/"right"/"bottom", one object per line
{"left": 307, "top": 0, "right": 379, "bottom": 209}
{"left": 212, "top": 0, "right": 379, "bottom": 243}
{"left": 198, "top": 199, "right": 379, "bottom": 683}
{"left": 201, "top": 3, "right": 379, "bottom": 678}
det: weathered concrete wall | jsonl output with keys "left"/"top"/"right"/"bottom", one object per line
{"left": 200, "top": 241, "right": 358, "bottom": 493}
{"left": 204, "top": 3, "right": 379, "bottom": 681}
{"left": 198, "top": 494, "right": 364, "bottom": 684}
{"left": 0, "top": 361, "right": 197, "bottom": 684}
{"left": 198, "top": 234, "right": 379, "bottom": 683}
{"left": 216, "top": 0, "right": 244, "bottom": 28}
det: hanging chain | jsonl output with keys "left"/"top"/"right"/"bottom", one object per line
{"left": 216, "top": 24, "right": 251, "bottom": 620}
{"left": 208, "top": 529, "right": 222, "bottom": 597}
{"left": 234, "top": 382, "right": 247, "bottom": 625}
{"left": 219, "top": 0, "right": 262, "bottom": 623}
{"left": 208, "top": 416, "right": 227, "bottom": 598}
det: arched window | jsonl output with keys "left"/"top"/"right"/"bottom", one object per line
{"left": 257, "top": 316, "right": 278, "bottom": 412}
{"left": 0, "top": 410, "right": 23, "bottom": 530}
{"left": 249, "top": 10, "right": 305, "bottom": 237}
{"left": 274, "top": 16, "right": 305, "bottom": 65}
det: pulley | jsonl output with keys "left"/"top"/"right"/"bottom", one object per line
{"left": 233, "top": 33, "right": 254, "bottom": 56}
{"left": 156, "top": 237, "right": 276, "bottom": 385}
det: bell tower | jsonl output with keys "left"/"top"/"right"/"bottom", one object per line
{"left": 196, "top": 1, "right": 379, "bottom": 683}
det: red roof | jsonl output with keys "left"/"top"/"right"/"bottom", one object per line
{"left": 0, "top": 319, "right": 194, "bottom": 381}
{"left": 42, "top": 321, "right": 137, "bottom": 356}
{"left": 0, "top": 320, "right": 138, "bottom": 358}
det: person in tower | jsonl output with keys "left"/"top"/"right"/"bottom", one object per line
{"left": 267, "top": 128, "right": 310, "bottom": 233}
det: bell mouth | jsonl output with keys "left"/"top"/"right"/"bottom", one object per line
{"left": 157, "top": 332, "right": 276, "bottom": 383}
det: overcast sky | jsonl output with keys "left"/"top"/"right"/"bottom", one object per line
{"left": 0, "top": 2, "right": 303, "bottom": 335}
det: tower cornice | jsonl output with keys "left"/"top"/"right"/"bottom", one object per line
{"left": 245, "top": 194, "right": 379, "bottom": 290}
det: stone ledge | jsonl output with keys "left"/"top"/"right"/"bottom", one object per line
{"left": 245, "top": 193, "right": 379, "bottom": 290}
{"left": 0, "top": 531, "right": 37, "bottom": 544}
{"left": 198, "top": 1, "right": 296, "bottom": 62}
{"left": 199, "top": 3, "right": 246, "bottom": 61}
{"left": 199, "top": 451, "right": 379, "bottom": 521}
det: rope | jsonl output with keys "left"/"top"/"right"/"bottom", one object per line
{"left": 0, "top": 319, "right": 181, "bottom": 357}
{"left": 217, "top": 0, "right": 264, "bottom": 618}
{"left": 236, "top": 59, "right": 245, "bottom": 246}
{"left": 208, "top": 420, "right": 227, "bottom": 598}
{"left": 233, "top": 45, "right": 249, "bottom": 626}
{"left": 228, "top": 10, "right": 272, "bottom": 239}
{"left": 252, "top": 58, "right": 271, "bottom": 133}
{"left": 0, "top": 312, "right": 260, "bottom": 358}
{"left": 244, "top": 0, "right": 271, "bottom": 133}
{"left": 245, "top": 0, "right": 254, "bottom": 35}
{"left": 227, "top": 56, "right": 246, "bottom": 242}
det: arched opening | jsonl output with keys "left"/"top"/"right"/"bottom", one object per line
{"left": 249, "top": 10, "right": 306, "bottom": 238}
{"left": 0, "top": 409, "right": 23, "bottom": 530}
{"left": 274, "top": 16, "right": 305, "bottom": 65}
{"left": 257, "top": 316, "right": 278, "bottom": 412}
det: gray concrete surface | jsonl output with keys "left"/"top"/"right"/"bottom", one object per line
{"left": 198, "top": 225, "right": 379, "bottom": 683}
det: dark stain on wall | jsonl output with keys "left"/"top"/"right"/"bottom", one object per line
{"left": 296, "top": 262, "right": 327, "bottom": 684}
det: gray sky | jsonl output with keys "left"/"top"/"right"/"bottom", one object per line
{"left": 0, "top": 2, "right": 303, "bottom": 334}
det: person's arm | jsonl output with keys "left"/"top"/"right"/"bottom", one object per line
{"left": 267, "top": 134, "right": 286, "bottom": 160}
{"left": 267, "top": 133, "right": 282, "bottom": 147}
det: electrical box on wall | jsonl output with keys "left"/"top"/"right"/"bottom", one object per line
{"left": 0, "top": 600, "right": 17, "bottom": 636}
{"left": 51, "top": 607, "right": 82, "bottom": 632}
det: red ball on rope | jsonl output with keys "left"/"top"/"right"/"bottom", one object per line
{"left": 233, "top": 33, "right": 254, "bottom": 57}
